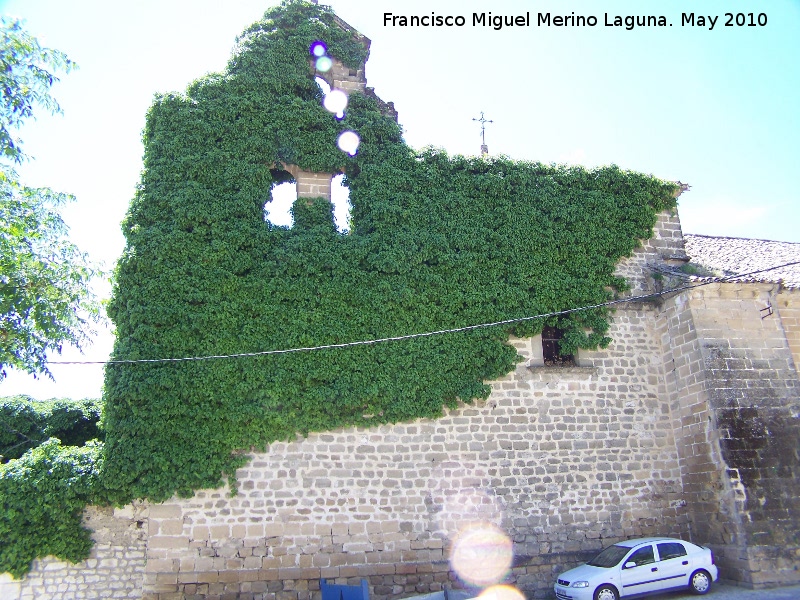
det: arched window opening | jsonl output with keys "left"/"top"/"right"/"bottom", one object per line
{"left": 264, "top": 170, "right": 296, "bottom": 227}
{"left": 315, "top": 75, "right": 331, "bottom": 95}
{"left": 331, "top": 174, "right": 351, "bottom": 233}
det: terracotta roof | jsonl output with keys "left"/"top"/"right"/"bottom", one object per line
{"left": 683, "top": 234, "right": 800, "bottom": 289}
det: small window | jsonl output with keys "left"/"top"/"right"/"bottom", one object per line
{"left": 626, "top": 545, "right": 655, "bottom": 568}
{"left": 657, "top": 542, "right": 687, "bottom": 561}
{"left": 330, "top": 173, "right": 351, "bottom": 233}
{"left": 315, "top": 76, "right": 331, "bottom": 95}
{"left": 541, "top": 326, "right": 575, "bottom": 366}
{"left": 265, "top": 172, "right": 297, "bottom": 227}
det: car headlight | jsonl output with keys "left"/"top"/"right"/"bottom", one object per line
{"left": 570, "top": 581, "right": 590, "bottom": 588}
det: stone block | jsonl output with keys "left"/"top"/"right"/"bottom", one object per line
{"left": 149, "top": 536, "right": 189, "bottom": 549}
{"left": 265, "top": 523, "right": 286, "bottom": 537}
{"left": 157, "top": 519, "right": 185, "bottom": 536}
{"left": 149, "top": 505, "right": 183, "bottom": 519}
{"left": 218, "top": 571, "right": 241, "bottom": 583}
{"left": 145, "top": 558, "right": 178, "bottom": 573}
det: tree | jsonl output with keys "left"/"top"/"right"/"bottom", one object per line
{"left": 0, "top": 18, "right": 99, "bottom": 379}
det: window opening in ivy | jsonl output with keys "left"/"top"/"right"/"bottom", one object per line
{"left": 264, "top": 176, "right": 296, "bottom": 227}
{"left": 315, "top": 75, "right": 331, "bottom": 95}
{"left": 542, "top": 326, "right": 575, "bottom": 366}
{"left": 331, "top": 173, "right": 351, "bottom": 232}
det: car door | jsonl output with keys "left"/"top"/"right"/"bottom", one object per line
{"left": 618, "top": 543, "right": 663, "bottom": 597}
{"left": 654, "top": 541, "right": 691, "bottom": 589}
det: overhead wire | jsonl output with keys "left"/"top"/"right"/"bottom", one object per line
{"left": 48, "top": 260, "right": 800, "bottom": 367}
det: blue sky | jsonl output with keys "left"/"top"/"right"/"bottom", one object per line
{"left": 1, "top": 0, "right": 798, "bottom": 399}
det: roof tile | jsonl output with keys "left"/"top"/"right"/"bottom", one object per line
{"left": 683, "top": 234, "right": 800, "bottom": 289}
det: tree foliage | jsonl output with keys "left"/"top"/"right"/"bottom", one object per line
{"left": 102, "top": 0, "right": 677, "bottom": 504}
{"left": 0, "top": 18, "right": 99, "bottom": 380}
{"left": 0, "top": 395, "right": 103, "bottom": 462}
{"left": 0, "top": 17, "right": 74, "bottom": 163}
{"left": 0, "top": 20, "right": 105, "bottom": 579}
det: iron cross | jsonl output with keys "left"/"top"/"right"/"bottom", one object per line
{"left": 472, "top": 111, "right": 494, "bottom": 145}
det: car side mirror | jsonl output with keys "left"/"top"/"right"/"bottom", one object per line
{"left": 624, "top": 562, "right": 637, "bottom": 569}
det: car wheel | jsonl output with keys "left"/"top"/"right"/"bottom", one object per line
{"left": 689, "top": 569, "right": 712, "bottom": 595}
{"left": 594, "top": 585, "right": 619, "bottom": 600}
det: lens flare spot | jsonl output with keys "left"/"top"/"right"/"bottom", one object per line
{"left": 315, "top": 56, "right": 333, "bottom": 72}
{"left": 309, "top": 40, "right": 327, "bottom": 57}
{"left": 337, "top": 131, "right": 360, "bottom": 156}
{"left": 323, "top": 89, "right": 348, "bottom": 115}
{"left": 450, "top": 523, "right": 512, "bottom": 587}
{"left": 477, "top": 586, "right": 525, "bottom": 600}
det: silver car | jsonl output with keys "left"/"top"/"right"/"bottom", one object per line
{"left": 554, "top": 537, "right": 719, "bottom": 600}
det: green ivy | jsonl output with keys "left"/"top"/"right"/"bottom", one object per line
{"left": 0, "top": 439, "right": 106, "bottom": 578}
{"left": 0, "top": 395, "right": 103, "bottom": 462}
{"left": 0, "top": 394, "right": 105, "bottom": 577}
{"left": 100, "top": 0, "right": 676, "bottom": 505}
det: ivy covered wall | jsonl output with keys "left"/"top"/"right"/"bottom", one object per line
{"left": 102, "top": 0, "right": 677, "bottom": 506}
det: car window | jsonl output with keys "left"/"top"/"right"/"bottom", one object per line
{"left": 626, "top": 545, "right": 655, "bottom": 567}
{"left": 657, "top": 542, "right": 687, "bottom": 561}
{"left": 587, "top": 545, "right": 631, "bottom": 568}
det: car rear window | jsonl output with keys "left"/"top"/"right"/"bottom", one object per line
{"left": 627, "top": 545, "right": 655, "bottom": 567}
{"left": 657, "top": 542, "right": 687, "bottom": 560}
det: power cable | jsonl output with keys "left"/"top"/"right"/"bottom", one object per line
{"left": 49, "top": 260, "right": 800, "bottom": 366}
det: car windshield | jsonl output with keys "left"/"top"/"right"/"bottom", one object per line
{"left": 587, "top": 545, "right": 631, "bottom": 568}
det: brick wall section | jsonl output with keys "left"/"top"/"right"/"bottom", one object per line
{"left": 313, "top": 13, "right": 370, "bottom": 98}
{"left": 0, "top": 505, "right": 148, "bottom": 600}
{"left": 312, "top": 55, "right": 366, "bottom": 97}
{"left": 687, "top": 283, "right": 800, "bottom": 587}
{"left": 295, "top": 171, "right": 333, "bottom": 200}
{"left": 614, "top": 211, "right": 688, "bottom": 297}
{"left": 139, "top": 304, "right": 686, "bottom": 600}
{"left": 655, "top": 291, "right": 745, "bottom": 575}
{"left": 279, "top": 163, "right": 334, "bottom": 201}
{"left": 329, "top": 59, "right": 366, "bottom": 96}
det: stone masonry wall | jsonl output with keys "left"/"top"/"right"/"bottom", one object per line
{"left": 777, "top": 289, "right": 800, "bottom": 371}
{"left": 139, "top": 302, "right": 686, "bottom": 600}
{"left": 0, "top": 505, "right": 148, "bottom": 600}
{"left": 686, "top": 283, "right": 800, "bottom": 588}
{"left": 3, "top": 212, "right": 697, "bottom": 600}
{"left": 655, "top": 291, "right": 744, "bottom": 573}
{"left": 613, "top": 210, "right": 688, "bottom": 297}
{"left": 10, "top": 213, "right": 800, "bottom": 597}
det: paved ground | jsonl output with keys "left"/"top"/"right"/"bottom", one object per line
{"left": 656, "top": 581, "right": 800, "bottom": 599}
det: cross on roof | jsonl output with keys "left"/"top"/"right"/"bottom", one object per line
{"left": 472, "top": 111, "right": 493, "bottom": 156}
